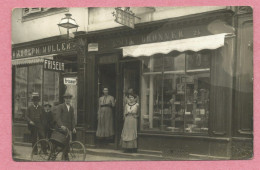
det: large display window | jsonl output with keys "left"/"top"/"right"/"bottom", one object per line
{"left": 141, "top": 51, "right": 211, "bottom": 134}
{"left": 13, "top": 64, "right": 59, "bottom": 121}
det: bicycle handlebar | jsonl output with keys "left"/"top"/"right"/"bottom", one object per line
{"left": 50, "top": 127, "right": 70, "bottom": 138}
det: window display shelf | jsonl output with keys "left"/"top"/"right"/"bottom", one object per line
{"left": 186, "top": 68, "right": 210, "bottom": 73}
{"left": 164, "top": 70, "right": 185, "bottom": 74}
{"left": 143, "top": 72, "right": 162, "bottom": 75}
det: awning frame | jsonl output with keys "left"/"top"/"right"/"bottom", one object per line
{"left": 121, "top": 33, "right": 232, "bottom": 58}
{"left": 12, "top": 55, "right": 54, "bottom": 66}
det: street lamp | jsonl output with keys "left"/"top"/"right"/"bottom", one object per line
{"left": 57, "top": 13, "right": 87, "bottom": 128}
{"left": 58, "top": 13, "right": 79, "bottom": 39}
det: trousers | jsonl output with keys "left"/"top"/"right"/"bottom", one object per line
{"left": 30, "top": 123, "right": 45, "bottom": 152}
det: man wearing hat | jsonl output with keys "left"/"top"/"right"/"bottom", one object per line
{"left": 25, "top": 92, "right": 45, "bottom": 154}
{"left": 54, "top": 92, "right": 76, "bottom": 161}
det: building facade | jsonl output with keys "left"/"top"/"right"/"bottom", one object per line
{"left": 12, "top": 7, "right": 253, "bottom": 160}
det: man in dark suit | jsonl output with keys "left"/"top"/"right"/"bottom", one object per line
{"left": 55, "top": 92, "right": 76, "bottom": 161}
{"left": 25, "top": 92, "right": 45, "bottom": 154}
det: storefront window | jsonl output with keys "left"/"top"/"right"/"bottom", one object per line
{"left": 28, "top": 65, "right": 43, "bottom": 106}
{"left": 14, "top": 67, "right": 28, "bottom": 119}
{"left": 184, "top": 73, "right": 210, "bottom": 133}
{"left": 44, "top": 70, "right": 59, "bottom": 106}
{"left": 141, "top": 52, "right": 211, "bottom": 134}
{"left": 13, "top": 64, "right": 62, "bottom": 122}
{"left": 141, "top": 74, "right": 163, "bottom": 131}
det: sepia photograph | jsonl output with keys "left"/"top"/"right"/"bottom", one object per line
{"left": 11, "top": 6, "right": 253, "bottom": 161}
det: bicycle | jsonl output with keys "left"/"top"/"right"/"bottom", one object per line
{"left": 30, "top": 128, "right": 86, "bottom": 161}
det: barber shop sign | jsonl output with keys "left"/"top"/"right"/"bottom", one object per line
{"left": 44, "top": 59, "right": 65, "bottom": 72}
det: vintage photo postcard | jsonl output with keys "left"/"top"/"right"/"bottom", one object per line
{"left": 11, "top": 6, "right": 253, "bottom": 161}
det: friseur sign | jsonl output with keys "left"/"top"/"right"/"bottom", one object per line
{"left": 12, "top": 41, "right": 76, "bottom": 59}
{"left": 44, "top": 59, "right": 65, "bottom": 72}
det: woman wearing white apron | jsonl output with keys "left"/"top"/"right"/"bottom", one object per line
{"left": 121, "top": 94, "right": 139, "bottom": 153}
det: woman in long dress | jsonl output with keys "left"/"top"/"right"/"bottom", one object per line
{"left": 96, "top": 87, "right": 115, "bottom": 138}
{"left": 121, "top": 94, "right": 139, "bottom": 153}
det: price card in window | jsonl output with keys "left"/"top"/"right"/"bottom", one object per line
{"left": 64, "top": 77, "right": 77, "bottom": 85}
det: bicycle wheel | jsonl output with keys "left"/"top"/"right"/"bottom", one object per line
{"left": 31, "top": 139, "right": 52, "bottom": 161}
{"left": 69, "top": 141, "right": 86, "bottom": 161}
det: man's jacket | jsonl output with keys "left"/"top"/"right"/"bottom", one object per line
{"left": 54, "top": 103, "right": 75, "bottom": 131}
{"left": 25, "top": 104, "right": 44, "bottom": 130}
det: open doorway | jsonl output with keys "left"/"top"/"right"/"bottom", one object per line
{"left": 98, "top": 64, "right": 116, "bottom": 99}
{"left": 97, "top": 63, "right": 117, "bottom": 146}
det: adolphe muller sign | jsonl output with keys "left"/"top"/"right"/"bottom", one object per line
{"left": 12, "top": 40, "right": 76, "bottom": 59}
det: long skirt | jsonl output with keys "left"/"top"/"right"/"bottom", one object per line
{"left": 121, "top": 116, "right": 137, "bottom": 149}
{"left": 96, "top": 107, "right": 114, "bottom": 137}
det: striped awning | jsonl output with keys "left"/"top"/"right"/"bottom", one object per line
{"left": 12, "top": 55, "right": 54, "bottom": 66}
{"left": 121, "top": 33, "right": 229, "bottom": 58}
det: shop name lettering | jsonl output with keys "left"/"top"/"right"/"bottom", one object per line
{"left": 112, "top": 30, "right": 184, "bottom": 48}
{"left": 13, "top": 42, "right": 73, "bottom": 58}
{"left": 44, "top": 59, "right": 65, "bottom": 71}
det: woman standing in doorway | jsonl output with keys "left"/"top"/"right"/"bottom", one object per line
{"left": 96, "top": 87, "right": 115, "bottom": 139}
{"left": 121, "top": 94, "right": 139, "bottom": 153}
{"left": 124, "top": 87, "right": 139, "bottom": 107}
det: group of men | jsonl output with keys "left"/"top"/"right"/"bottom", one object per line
{"left": 25, "top": 92, "right": 76, "bottom": 161}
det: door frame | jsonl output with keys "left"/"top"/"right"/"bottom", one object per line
{"left": 95, "top": 50, "right": 123, "bottom": 149}
{"left": 119, "top": 58, "right": 142, "bottom": 133}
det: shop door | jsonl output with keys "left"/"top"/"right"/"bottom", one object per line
{"left": 120, "top": 60, "right": 141, "bottom": 134}
{"left": 122, "top": 60, "right": 141, "bottom": 99}
{"left": 98, "top": 64, "right": 116, "bottom": 99}
{"left": 97, "top": 53, "right": 121, "bottom": 148}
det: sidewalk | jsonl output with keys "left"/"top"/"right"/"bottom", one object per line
{"left": 12, "top": 143, "right": 166, "bottom": 162}
{"left": 13, "top": 142, "right": 223, "bottom": 161}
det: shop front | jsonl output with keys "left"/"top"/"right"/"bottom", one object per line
{"left": 83, "top": 9, "right": 253, "bottom": 159}
{"left": 12, "top": 37, "right": 85, "bottom": 144}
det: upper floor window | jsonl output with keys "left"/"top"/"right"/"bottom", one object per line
{"left": 22, "top": 8, "right": 68, "bottom": 22}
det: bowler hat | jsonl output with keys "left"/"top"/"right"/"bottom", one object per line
{"left": 43, "top": 102, "right": 52, "bottom": 107}
{"left": 63, "top": 92, "right": 73, "bottom": 98}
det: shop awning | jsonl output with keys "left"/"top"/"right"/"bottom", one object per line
{"left": 121, "top": 33, "right": 229, "bottom": 57}
{"left": 12, "top": 55, "right": 54, "bottom": 66}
